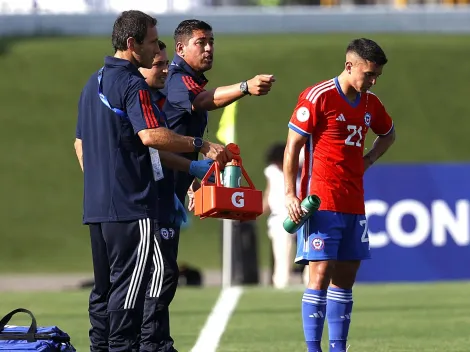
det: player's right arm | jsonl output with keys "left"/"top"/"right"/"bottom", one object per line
{"left": 284, "top": 89, "right": 319, "bottom": 223}
{"left": 284, "top": 130, "right": 307, "bottom": 223}
{"left": 125, "top": 78, "right": 230, "bottom": 164}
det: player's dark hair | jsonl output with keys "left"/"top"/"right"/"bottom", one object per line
{"left": 112, "top": 10, "right": 157, "bottom": 52}
{"left": 158, "top": 40, "right": 166, "bottom": 51}
{"left": 346, "top": 38, "right": 388, "bottom": 66}
{"left": 265, "top": 143, "right": 286, "bottom": 166}
{"left": 174, "top": 19, "right": 212, "bottom": 44}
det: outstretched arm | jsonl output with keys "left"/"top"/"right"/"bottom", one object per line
{"left": 192, "top": 75, "right": 276, "bottom": 111}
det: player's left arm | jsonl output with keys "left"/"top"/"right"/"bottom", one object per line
{"left": 363, "top": 131, "right": 395, "bottom": 172}
{"left": 364, "top": 95, "right": 396, "bottom": 171}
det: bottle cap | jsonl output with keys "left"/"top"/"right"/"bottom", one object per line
{"left": 306, "top": 195, "right": 321, "bottom": 208}
{"left": 226, "top": 143, "right": 240, "bottom": 155}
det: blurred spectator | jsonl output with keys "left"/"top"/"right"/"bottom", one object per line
{"left": 263, "top": 142, "right": 295, "bottom": 289}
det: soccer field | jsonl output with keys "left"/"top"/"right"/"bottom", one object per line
{"left": 1, "top": 34, "right": 470, "bottom": 274}
{"left": 2, "top": 282, "right": 469, "bottom": 351}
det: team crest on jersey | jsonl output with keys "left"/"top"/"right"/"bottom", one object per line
{"left": 364, "top": 113, "right": 372, "bottom": 127}
{"left": 296, "top": 106, "right": 310, "bottom": 122}
{"left": 312, "top": 238, "right": 324, "bottom": 251}
{"left": 161, "top": 228, "right": 169, "bottom": 240}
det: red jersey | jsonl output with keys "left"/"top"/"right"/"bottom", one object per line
{"left": 288, "top": 77, "right": 394, "bottom": 214}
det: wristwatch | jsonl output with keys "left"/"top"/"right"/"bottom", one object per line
{"left": 240, "top": 81, "right": 251, "bottom": 95}
{"left": 193, "top": 137, "right": 204, "bottom": 153}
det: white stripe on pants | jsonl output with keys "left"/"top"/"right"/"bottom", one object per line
{"left": 124, "top": 218, "right": 151, "bottom": 309}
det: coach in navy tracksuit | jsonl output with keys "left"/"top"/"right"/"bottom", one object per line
{"left": 162, "top": 19, "right": 275, "bottom": 210}
{"left": 138, "top": 39, "right": 183, "bottom": 352}
{"left": 138, "top": 39, "right": 208, "bottom": 352}
{"left": 74, "top": 11, "right": 229, "bottom": 352}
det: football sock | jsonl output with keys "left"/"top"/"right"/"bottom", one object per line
{"left": 302, "top": 288, "right": 327, "bottom": 352}
{"left": 327, "top": 287, "right": 353, "bottom": 352}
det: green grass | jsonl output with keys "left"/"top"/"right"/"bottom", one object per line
{"left": 1, "top": 34, "right": 470, "bottom": 272}
{"left": 2, "top": 282, "right": 470, "bottom": 351}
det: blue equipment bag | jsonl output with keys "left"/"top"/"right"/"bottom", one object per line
{"left": 0, "top": 308, "right": 76, "bottom": 351}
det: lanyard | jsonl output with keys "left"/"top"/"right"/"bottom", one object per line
{"left": 97, "top": 67, "right": 128, "bottom": 118}
{"left": 97, "top": 66, "right": 167, "bottom": 127}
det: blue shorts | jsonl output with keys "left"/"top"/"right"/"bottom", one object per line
{"left": 295, "top": 211, "right": 371, "bottom": 264}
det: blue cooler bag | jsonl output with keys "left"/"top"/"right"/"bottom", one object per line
{"left": 0, "top": 308, "right": 76, "bottom": 351}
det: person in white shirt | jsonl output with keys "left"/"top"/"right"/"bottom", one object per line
{"left": 263, "top": 143, "right": 295, "bottom": 289}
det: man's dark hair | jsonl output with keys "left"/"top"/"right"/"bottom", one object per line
{"left": 112, "top": 10, "right": 157, "bottom": 52}
{"left": 346, "top": 38, "right": 388, "bottom": 66}
{"left": 158, "top": 40, "right": 166, "bottom": 51}
{"left": 265, "top": 143, "right": 286, "bottom": 166}
{"left": 174, "top": 19, "right": 212, "bottom": 44}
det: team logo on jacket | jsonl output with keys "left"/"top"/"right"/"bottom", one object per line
{"left": 312, "top": 238, "right": 324, "bottom": 251}
{"left": 296, "top": 107, "right": 310, "bottom": 122}
{"left": 364, "top": 113, "right": 372, "bottom": 127}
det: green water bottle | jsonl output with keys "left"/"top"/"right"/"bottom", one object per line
{"left": 283, "top": 195, "right": 321, "bottom": 234}
{"left": 223, "top": 162, "right": 242, "bottom": 188}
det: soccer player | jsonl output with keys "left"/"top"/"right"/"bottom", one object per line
{"left": 74, "top": 11, "right": 229, "bottom": 351}
{"left": 163, "top": 19, "right": 276, "bottom": 208}
{"left": 283, "top": 38, "right": 396, "bottom": 352}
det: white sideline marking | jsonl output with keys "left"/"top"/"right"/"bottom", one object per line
{"left": 190, "top": 286, "right": 243, "bottom": 352}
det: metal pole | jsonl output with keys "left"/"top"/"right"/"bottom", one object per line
{"left": 222, "top": 219, "right": 233, "bottom": 288}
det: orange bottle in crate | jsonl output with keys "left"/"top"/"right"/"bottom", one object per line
{"left": 194, "top": 143, "right": 263, "bottom": 221}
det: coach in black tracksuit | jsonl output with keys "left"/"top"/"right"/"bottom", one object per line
{"left": 137, "top": 41, "right": 211, "bottom": 352}
{"left": 74, "top": 11, "right": 229, "bottom": 352}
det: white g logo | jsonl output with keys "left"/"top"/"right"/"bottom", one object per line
{"left": 231, "top": 192, "right": 245, "bottom": 208}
